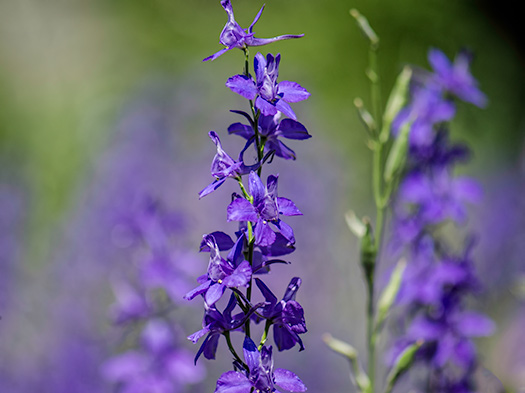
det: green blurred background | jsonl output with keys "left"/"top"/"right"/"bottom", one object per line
{"left": 1, "top": 0, "right": 524, "bottom": 390}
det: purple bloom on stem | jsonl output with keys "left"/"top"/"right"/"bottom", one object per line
{"left": 394, "top": 86, "right": 456, "bottom": 147}
{"left": 226, "top": 53, "right": 310, "bottom": 120}
{"left": 255, "top": 277, "right": 307, "bottom": 351}
{"left": 428, "top": 48, "right": 488, "bottom": 107}
{"left": 227, "top": 172, "right": 302, "bottom": 247}
{"left": 204, "top": 0, "right": 304, "bottom": 62}
{"left": 103, "top": 320, "right": 205, "bottom": 392}
{"left": 184, "top": 234, "right": 252, "bottom": 306}
{"left": 188, "top": 294, "right": 259, "bottom": 363}
{"left": 229, "top": 112, "right": 311, "bottom": 160}
{"left": 214, "top": 336, "right": 307, "bottom": 393}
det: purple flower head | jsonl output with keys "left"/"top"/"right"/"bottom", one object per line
{"left": 214, "top": 336, "right": 307, "bottom": 393}
{"left": 428, "top": 48, "right": 488, "bottom": 107}
{"left": 255, "top": 277, "right": 307, "bottom": 351}
{"left": 184, "top": 233, "right": 252, "bottom": 306}
{"left": 109, "top": 280, "right": 151, "bottom": 325}
{"left": 226, "top": 53, "right": 310, "bottom": 120}
{"left": 204, "top": 0, "right": 304, "bottom": 62}
{"left": 229, "top": 112, "right": 311, "bottom": 160}
{"left": 199, "top": 131, "right": 261, "bottom": 199}
{"left": 394, "top": 85, "right": 456, "bottom": 148}
{"left": 398, "top": 169, "right": 482, "bottom": 226}
{"left": 188, "top": 294, "right": 260, "bottom": 363}
{"left": 227, "top": 171, "right": 302, "bottom": 247}
{"left": 406, "top": 308, "right": 494, "bottom": 370}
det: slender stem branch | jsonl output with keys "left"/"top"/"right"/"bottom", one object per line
{"left": 258, "top": 319, "right": 272, "bottom": 351}
{"left": 225, "top": 331, "right": 246, "bottom": 369}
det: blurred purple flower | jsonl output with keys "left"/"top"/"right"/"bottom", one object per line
{"left": 204, "top": 0, "right": 304, "bottom": 62}
{"left": 428, "top": 48, "right": 488, "bottom": 107}
{"left": 103, "top": 319, "right": 205, "bottom": 392}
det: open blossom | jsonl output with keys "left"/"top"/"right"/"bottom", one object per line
{"left": 204, "top": 0, "right": 304, "bottom": 62}
{"left": 188, "top": 294, "right": 260, "bottom": 363}
{"left": 199, "top": 131, "right": 260, "bottom": 199}
{"left": 184, "top": 233, "right": 252, "bottom": 306}
{"left": 255, "top": 277, "right": 307, "bottom": 351}
{"left": 214, "top": 336, "right": 307, "bottom": 393}
{"left": 228, "top": 112, "right": 311, "bottom": 160}
{"left": 226, "top": 53, "right": 310, "bottom": 120}
{"left": 227, "top": 171, "right": 302, "bottom": 247}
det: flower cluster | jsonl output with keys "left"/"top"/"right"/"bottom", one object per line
{"left": 187, "top": 1, "right": 310, "bottom": 391}
{"left": 390, "top": 48, "right": 494, "bottom": 392}
{"left": 103, "top": 198, "right": 206, "bottom": 392}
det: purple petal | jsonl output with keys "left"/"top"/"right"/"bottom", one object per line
{"left": 203, "top": 333, "right": 221, "bottom": 360}
{"left": 227, "top": 198, "right": 258, "bottom": 222}
{"left": 428, "top": 48, "right": 452, "bottom": 76}
{"left": 278, "top": 81, "right": 310, "bottom": 103}
{"left": 249, "top": 171, "right": 266, "bottom": 206}
{"left": 200, "top": 231, "right": 235, "bottom": 252}
{"left": 283, "top": 301, "right": 307, "bottom": 334}
{"left": 453, "top": 177, "right": 483, "bottom": 204}
{"left": 223, "top": 260, "right": 252, "bottom": 287}
{"left": 215, "top": 371, "right": 252, "bottom": 393}
{"left": 184, "top": 280, "right": 211, "bottom": 301}
{"left": 266, "top": 174, "right": 279, "bottom": 199}
{"left": 267, "top": 139, "right": 297, "bottom": 160}
{"left": 187, "top": 325, "right": 211, "bottom": 344}
{"left": 278, "top": 119, "right": 311, "bottom": 140}
{"left": 255, "top": 218, "right": 277, "bottom": 247}
{"left": 274, "top": 368, "right": 307, "bottom": 392}
{"left": 205, "top": 282, "right": 226, "bottom": 306}
{"left": 228, "top": 122, "right": 254, "bottom": 139}
{"left": 242, "top": 336, "right": 260, "bottom": 373}
{"left": 227, "top": 232, "right": 246, "bottom": 267}
{"left": 254, "top": 52, "right": 267, "bottom": 86}
{"left": 248, "top": 4, "right": 265, "bottom": 32}
{"left": 454, "top": 311, "right": 495, "bottom": 337}
{"left": 248, "top": 34, "right": 305, "bottom": 47}
{"left": 199, "top": 178, "right": 227, "bottom": 199}
{"left": 275, "top": 99, "right": 296, "bottom": 120}
{"left": 282, "top": 277, "right": 302, "bottom": 302}
{"left": 274, "top": 219, "right": 295, "bottom": 244}
{"left": 204, "top": 46, "right": 233, "bottom": 62}
{"left": 226, "top": 75, "right": 257, "bottom": 100}
{"left": 255, "top": 96, "right": 278, "bottom": 117}
{"left": 277, "top": 197, "right": 302, "bottom": 216}
{"left": 254, "top": 278, "right": 278, "bottom": 306}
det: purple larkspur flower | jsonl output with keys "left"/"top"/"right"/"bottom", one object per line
{"left": 227, "top": 171, "right": 302, "bottom": 247}
{"left": 188, "top": 293, "right": 261, "bottom": 363}
{"left": 229, "top": 112, "right": 311, "bottom": 160}
{"left": 226, "top": 53, "right": 310, "bottom": 120}
{"left": 215, "top": 336, "right": 307, "bottom": 393}
{"left": 398, "top": 169, "right": 482, "bottom": 226}
{"left": 394, "top": 85, "right": 456, "bottom": 148}
{"left": 255, "top": 277, "right": 307, "bottom": 351}
{"left": 428, "top": 48, "right": 487, "bottom": 107}
{"left": 184, "top": 233, "right": 252, "bottom": 306}
{"left": 204, "top": 0, "right": 304, "bottom": 62}
{"left": 199, "top": 131, "right": 260, "bottom": 198}
{"left": 103, "top": 319, "right": 205, "bottom": 392}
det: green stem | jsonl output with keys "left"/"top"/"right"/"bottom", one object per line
{"left": 258, "top": 319, "right": 272, "bottom": 351}
{"left": 225, "top": 331, "right": 246, "bottom": 369}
